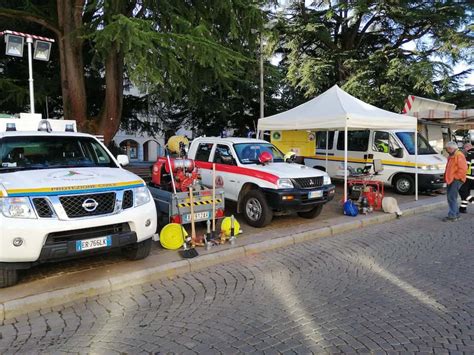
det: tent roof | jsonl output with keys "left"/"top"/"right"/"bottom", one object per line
{"left": 258, "top": 85, "right": 417, "bottom": 131}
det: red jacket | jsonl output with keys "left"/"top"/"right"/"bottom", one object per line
{"left": 445, "top": 150, "right": 467, "bottom": 184}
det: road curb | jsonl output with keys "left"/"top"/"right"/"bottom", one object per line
{"left": 0, "top": 197, "right": 447, "bottom": 322}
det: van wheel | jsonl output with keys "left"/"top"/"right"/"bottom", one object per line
{"left": 393, "top": 174, "right": 415, "bottom": 195}
{"left": 0, "top": 268, "right": 19, "bottom": 288}
{"left": 122, "top": 238, "right": 152, "bottom": 260}
{"left": 243, "top": 190, "right": 273, "bottom": 228}
{"left": 297, "top": 205, "right": 323, "bottom": 219}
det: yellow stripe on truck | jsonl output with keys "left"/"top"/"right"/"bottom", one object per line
{"left": 310, "top": 155, "right": 428, "bottom": 168}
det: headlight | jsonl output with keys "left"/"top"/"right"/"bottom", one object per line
{"left": 323, "top": 174, "right": 331, "bottom": 185}
{"left": 0, "top": 197, "right": 37, "bottom": 219}
{"left": 421, "top": 165, "right": 441, "bottom": 171}
{"left": 133, "top": 186, "right": 152, "bottom": 207}
{"left": 277, "top": 178, "right": 294, "bottom": 189}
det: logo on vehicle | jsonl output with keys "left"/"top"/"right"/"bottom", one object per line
{"left": 48, "top": 170, "right": 97, "bottom": 181}
{"left": 82, "top": 198, "right": 99, "bottom": 212}
{"left": 215, "top": 176, "right": 224, "bottom": 188}
{"left": 309, "top": 179, "right": 314, "bottom": 185}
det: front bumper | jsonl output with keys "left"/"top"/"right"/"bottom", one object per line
{"left": 0, "top": 200, "right": 157, "bottom": 263}
{"left": 417, "top": 173, "right": 445, "bottom": 191}
{"left": 262, "top": 184, "right": 336, "bottom": 212}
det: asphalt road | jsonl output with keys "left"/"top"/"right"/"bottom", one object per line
{"left": 1, "top": 208, "right": 473, "bottom": 354}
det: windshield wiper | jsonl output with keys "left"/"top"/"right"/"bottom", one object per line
{"left": 0, "top": 166, "right": 49, "bottom": 173}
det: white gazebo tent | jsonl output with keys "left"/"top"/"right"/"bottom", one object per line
{"left": 257, "top": 85, "right": 420, "bottom": 200}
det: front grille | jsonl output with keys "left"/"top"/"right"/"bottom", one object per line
{"left": 32, "top": 198, "right": 54, "bottom": 218}
{"left": 292, "top": 176, "right": 324, "bottom": 189}
{"left": 122, "top": 190, "right": 133, "bottom": 209}
{"left": 46, "top": 223, "right": 130, "bottom": 244}
{"left": 59, "top": 192, "right": 116, "bottom": 218}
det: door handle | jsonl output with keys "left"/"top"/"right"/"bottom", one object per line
{"left": 364, "top": 154, "right": 368, "bottom": 159}
{"left": 368, "top": 154, "right": 374, "bottom": 159}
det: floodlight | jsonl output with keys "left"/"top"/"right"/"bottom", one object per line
{"left": 33, "top": 40, "right": 52, "bottom": 61}
{"left": 5, "top": 34, "right": 24, "bottom": 57}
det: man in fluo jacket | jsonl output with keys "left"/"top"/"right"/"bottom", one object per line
{"left": 444, "top": 141, "right": 467, "bottom": 221}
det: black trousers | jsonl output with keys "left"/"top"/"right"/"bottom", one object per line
{"left": 459, "top": 178, "right": 474, "bottom": 208}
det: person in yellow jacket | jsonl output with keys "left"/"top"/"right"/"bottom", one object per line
{"left": 459, "top": 143, "right": 474, "bottom": 213}
{"left": 443, "top": 142, "right": 467, "bottom": 221}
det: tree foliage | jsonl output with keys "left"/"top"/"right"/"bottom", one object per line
{"left": 271, "top": 0, "right": 473, "bottom": 111}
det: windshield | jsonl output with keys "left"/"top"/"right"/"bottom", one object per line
{"left": 395, "top": 132, "right": 437, "bottom": 155}
{"left": 0, "top": 136, "right": 117, "bottom": 173}
{"left": 234, "top": 143, "right": 285, "bottom": 164}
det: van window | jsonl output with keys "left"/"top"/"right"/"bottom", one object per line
{"left": 214, "top": 145, "right": 236, "bottom": 165}
{"left": 316, "top": 131, "right": 334, "bottom": 150}
{"left": 195, "top": 143, "right": 213, "bottom": 162}
{"left": 337, "top": 130, "right": 370, "bottom": 151}
{"left": 373, "top": 131, "right": 401, "bottom": 155}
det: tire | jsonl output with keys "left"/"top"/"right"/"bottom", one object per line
{"left": 122, "top": 238, "right": 152, "bottom": 261}
{"left": 297, "top": 205, "right": 323, "bottom": 219}
{"left": 242, "top": 190, "right": 273, "bottom": 228}
{"left": 393, "top": 174, "right": 415, "bottom": 195}
{"left": 0, "top": 268, "right": 19, "bottom": 288}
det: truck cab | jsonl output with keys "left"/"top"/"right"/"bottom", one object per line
{"left": 0, "top": 117, "right": 157, "bottom": 287}
{"left": 188, "top": 137, "right": 335, "bottom": 227}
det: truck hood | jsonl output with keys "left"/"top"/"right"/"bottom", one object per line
{"left": 245, "top": 162, "right": 327, "bottom": 179}
{"left": 0, "top": 167, "right": 144, "bottom": 197}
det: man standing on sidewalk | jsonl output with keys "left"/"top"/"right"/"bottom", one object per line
{"left": 459, "top": 143, "right": 474, "bottom": 213}
{"left": 444, "top": 142, "right": 467, "bottom": 221}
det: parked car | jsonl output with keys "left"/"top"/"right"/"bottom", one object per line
{"left": 0, "top": 116, "right": 157, "bottom": 287}
{"left": 188, "top": 137, "right": 335, "bottom": 227}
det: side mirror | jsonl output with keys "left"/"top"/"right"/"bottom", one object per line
{"left": 392, "top": 148, "right": 404, "bottom": 158}
{"left": 117, "top": 154, "right": 129, "bottom": 167}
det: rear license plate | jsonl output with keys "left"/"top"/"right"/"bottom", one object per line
{"left": 183, "top": 211, "right": 210, "bottom": 222}
{"left": 76, "top": 236, "right": 112, "bottom": 252}
{"left": 308, "top": 190, "right": 323, "bottom": 199}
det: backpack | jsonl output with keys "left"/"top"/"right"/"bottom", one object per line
{"left": 343, "top": 200, "right": 359, "bottom": 217}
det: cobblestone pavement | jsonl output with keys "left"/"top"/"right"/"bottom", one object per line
{"left": 2, "top": 209, "right": 473, "bottom": 354}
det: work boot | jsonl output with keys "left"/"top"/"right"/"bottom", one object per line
{"left": 459, "top": 206, "right": 467, "bottom": 213}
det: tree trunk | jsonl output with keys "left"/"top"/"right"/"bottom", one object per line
{"left": 97, "top": 47, "right": 124, "bottom": 144}
{"left": 96, "top": 0, "right": 127, "bottom": 144}
{"left": 56, "top": 0, "right": 88, "bottom": 131}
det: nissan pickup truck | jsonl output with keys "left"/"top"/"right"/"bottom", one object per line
{"left": 0, "top": 117, "right": 157, "bottom": 287}
{"left": 188, "top": 137, "right": 335, "bottom": 227}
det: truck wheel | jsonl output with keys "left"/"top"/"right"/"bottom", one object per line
{"left": 0, "top": 268, "right": 19, "bottom": 288}
{"left": 122, "top": 238, "right": 152, "bottom": 260}
{"left": 393, "top": 174, "right": 415, "bottom": 195}
{"left": 242, "top": 190, "right": 273, "bottom": 228}
{"left": 297, "top": 205, "right": 323, "bottom": 219}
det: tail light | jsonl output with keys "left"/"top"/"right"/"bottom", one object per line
{"left": 170, "top": 215, "right": 182, "bottom": 224}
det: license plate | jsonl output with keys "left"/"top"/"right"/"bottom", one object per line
{"left": 308, "top": 190, "right": 323, "bottom": 199}
{"left": 183, "top": 211, "right": 210, "bottom": 222}
{"left": 76, "top": 236, "right": 112, "bottom": 252}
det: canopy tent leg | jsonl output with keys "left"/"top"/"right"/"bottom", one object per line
{"left": 415, "top": 129, "right": 418, "bottom": 201}
{"left": 325, "top": 130, "right": 329, "bottom": 171}
{"left": 344, "top": 125, "right": 348, "bottom": 202}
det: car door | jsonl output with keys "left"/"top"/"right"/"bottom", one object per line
{"left": 211, "top": 144, "right": 240, "bottom": 201}
{"left": 372, "top": 130, "right": 404, "bottom": 181}
{"left": 193, "top": 142, "right": 215, "bottom": 187}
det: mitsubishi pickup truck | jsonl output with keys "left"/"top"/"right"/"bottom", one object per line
{"left": 0, "top": 117, "right": 157, "bottom": 287}
{"left": 188, "top": 137, "right": 335, "bottom": 227}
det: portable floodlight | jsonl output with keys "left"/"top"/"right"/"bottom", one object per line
{"left": 5, "top": 34, "right": 24, "bottom": 57}
{"left": 33, "top": 40, "right": 52, "bottom": 61}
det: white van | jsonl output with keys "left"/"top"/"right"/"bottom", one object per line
{"left": 0, "top": 117, "right": 157, "bottom": 287}
{"left": 304, "top": 129, "right": 446, "bottom": 195}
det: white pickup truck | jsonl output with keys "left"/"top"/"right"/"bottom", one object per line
{"left": 0, "top": 117, "right": 157, "bottom": 287}
{"left": 188, "top": 137, "right": 335, "bottom": 227}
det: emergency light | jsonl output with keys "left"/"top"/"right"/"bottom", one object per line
{"left": 33, "top": 40, "right": 52, "bottom": 61}
{"left": 6, "top": 123, "right": 16, "bottom": 131}
{"left": 5, "top": 34, "right": 24, "bottom": 57}
{"left": 37, "top": 119, "right": 52, "bottom": 132}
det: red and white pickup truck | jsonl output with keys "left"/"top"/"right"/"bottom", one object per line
{"left": 188, "top": 137, "right": 335, "bottom": 227}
